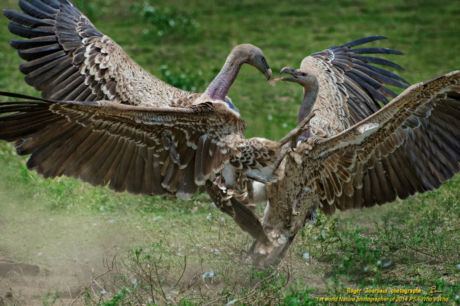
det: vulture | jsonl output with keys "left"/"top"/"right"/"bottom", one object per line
{"left": 0, "top": 1, "right": 459, "bottom": 268}
{"left": 1, "top": 0, "right": 277, "bottom": 238}
{"left": 248, "top": 38, "right": 460, "bottom": 267}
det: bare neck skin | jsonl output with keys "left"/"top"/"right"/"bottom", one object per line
{"left": 298, "top": 78, "right": 319, "bottom": 124}
{"left": 205, "top": 52, "right": 246, "bottom": 101}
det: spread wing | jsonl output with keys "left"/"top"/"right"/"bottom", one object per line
{"left": 0, "top": 92, "right": 245, "bottom": 196}
{"left": 309, "top": 36, "right": 409, "bottom": 124}
{"left": 301, "top": 71, "right": 460, "bottom": 213}
{"left": 3, "top": 0, "right": 187, "bottom": 106}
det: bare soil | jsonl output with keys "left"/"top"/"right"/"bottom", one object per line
{"left": 0, "top": 194, "right": 153, "bottom": 305}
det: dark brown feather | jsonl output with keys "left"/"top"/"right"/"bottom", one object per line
{"left": 306, "top": 71, "right": 460, "bottom": 212}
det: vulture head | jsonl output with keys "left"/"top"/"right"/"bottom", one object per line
{"left": 279, "top": 67, "right": 317, "bottom": 88}
{"left": 204, "top": 44, "right": 272, "bottom": 101}
{"left": 280, "top": 66, "right": 319, "bottom": 124}
{"left": 232, "top": 44, "right": 272, "bottom": 80}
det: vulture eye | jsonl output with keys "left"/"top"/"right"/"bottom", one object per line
{"left": 300, "top": 72, "right": 308, "bottom": 77}
{"left": 261, "top": 57, "right": 268, "bottom": 67}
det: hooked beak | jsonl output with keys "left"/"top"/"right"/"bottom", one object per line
{"left": 252, "top": 55, "right": 272, "bottom": 80}
{"left": 265, "top": 68, "right": 273, "bottom": 80}
{"left": 279, "top": 67, "right": 297, "bottom": 82}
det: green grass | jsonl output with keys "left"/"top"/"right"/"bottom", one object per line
{"left": 0, "top": 0, "right": 459, "bottom": 305}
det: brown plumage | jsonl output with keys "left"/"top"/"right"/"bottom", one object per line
{"left": 251, "top": 71, "right": 460, "bottom": 267}
{"left": 0, "top": 91, "right": 277, "bottom": 194}
{"left": 281, "top": 36, "right": 409, "bottom": 139}
{"left": 3, "top": 0, "right": 271, "bottom": 106}
{"left": 2, "top": 0, "right": 276, "bottom": 241}
{"left": 306, "top": 72, "right": 460, "bottom": 211}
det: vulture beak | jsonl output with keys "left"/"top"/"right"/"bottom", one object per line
{"left": 265, "top": 68, "right": 273, "bottom": 80}
{"left": 280, "top": 67, "right": 298, "bottom": 82}
{"left": 252, "top": 55, "right": 272, "bottom": 80}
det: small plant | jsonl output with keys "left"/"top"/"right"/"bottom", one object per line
{"left": 42, "top": 292, "right": 60, "bottom": 306}
{"left": 336, "top": 228, "right": 384, "bottom": 278}
{"left": 101, "top": 287, "right": 130, "bottom": 306}
{"left": 84, "top": 242, "right": 189, "bottom": 305}
{"left": 282, "top": 288, "right": 316, "bottom": 306}
{"left": 301, "top": 210, "right": 341, "bottom": 255}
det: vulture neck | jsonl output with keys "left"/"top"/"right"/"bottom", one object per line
{"left": 205, "top": 52, "right": 245, "bottom": 101}
{"left": 298, "top": 78, "right": 319, "bottom": 124}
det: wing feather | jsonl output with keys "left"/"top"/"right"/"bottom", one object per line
{"left": 4, "top": 0, "right": 187, "bottom": 106}
{"left": 301, "top": 71, "right": 460, "bottom": 211}
{"left": 0, "top": 93, "right": 244, "bottom": 197}
{"left": 310, "top": 36, "right": 409, "bottom": 124}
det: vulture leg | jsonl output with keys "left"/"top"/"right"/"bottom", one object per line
{"left": 248, "top": 159, "right": 318, "bottom": 268}
{"left": 205, "top": 181, "right": 270, "bottom": 245}
{"left": 230, "top": 198, "right": 270, "bottom": 245}
{"left": 249, "top": 203, "right": 318, "bottom": 267}
{"left": 249, "top": 204, "right": 316, "bottom": 268}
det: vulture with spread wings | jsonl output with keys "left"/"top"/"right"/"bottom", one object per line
{"left": 248, "top": 36, "right": 460, "bottom": 266}
{"left": 1, "top": 0, "right": 276, "bottom": 239}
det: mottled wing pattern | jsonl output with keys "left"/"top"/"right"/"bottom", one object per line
{"left": 311, "top": 36, "right": 409, "bottom": 124}
{"left": 0, "top": 92, "right": 244, "bottom": 196}
{"left": 4, "top": 0, "right": 187, "bottom": 106}
{"left": 302, "top": 71, "right": 460, "bottom": 213}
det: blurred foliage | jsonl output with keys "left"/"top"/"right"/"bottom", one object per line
{"left": 159, "top": 65, "right": 205, "bottom": 91}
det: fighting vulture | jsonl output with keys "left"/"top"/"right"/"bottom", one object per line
{"left": 1, "top": 0, "right": 277, "bottom": 236}
{"left": 1, "top": 1, "right": 459, "bottom": 268}
{"left": 249, "top": 38, "right": 460, "bottom": 266}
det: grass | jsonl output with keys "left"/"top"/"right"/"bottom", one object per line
{"left": 0, "top": 0, "right": 459, "bottom": 305}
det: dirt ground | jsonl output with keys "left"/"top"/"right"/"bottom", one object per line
{"left": 0, "top": 193, "right": 154, "bottom": 305}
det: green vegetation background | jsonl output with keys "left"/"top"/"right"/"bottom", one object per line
{"left": 0, "top": 0, "right": 459, "bottom": 305}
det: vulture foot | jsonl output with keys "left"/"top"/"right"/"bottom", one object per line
{"left": 248, "top": 229, "right": 294, "bottom": 268}
{"left": 248, "top": 206, "right": 317, "bottom": 268}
